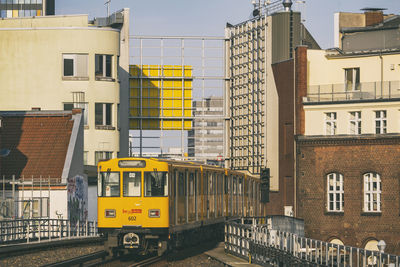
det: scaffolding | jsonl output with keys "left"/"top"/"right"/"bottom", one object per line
{"left": 227, "top": 17, "right": 267, "bottom": 174}
{"left": 129, "top": 36, "right": 226, "bottom": 163}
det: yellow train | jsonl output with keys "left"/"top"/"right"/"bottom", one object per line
{"left": 97, "top": 158, "right": 265, "bottom": 256}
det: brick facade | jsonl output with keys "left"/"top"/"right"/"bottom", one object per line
{"left": 296, "top": 135, "right": 400, "bottom": 254}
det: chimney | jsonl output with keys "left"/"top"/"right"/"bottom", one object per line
{"left": 362, "top": 8, "right": 384, "bottom": 26}
{"left": 31, "top": 107, "right": 41, "bottom": 111}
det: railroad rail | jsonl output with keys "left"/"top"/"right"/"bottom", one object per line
{"left": 0, "top": 219, "right": 98, "bottom": 245}
{"left": 128, "top": 255, "right": 163, "bottom": 267}
{"left": 42, "top": 250, "right": 108, "bottom": 267}
{"left": 225, "top": 217, "right": 400, "bottom": 267}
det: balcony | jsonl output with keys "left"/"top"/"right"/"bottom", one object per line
{"left": 304, "top": 81, "right": 400, "bottom": 103}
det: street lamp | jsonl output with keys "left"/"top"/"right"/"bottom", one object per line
{"left": 377, "top": 240, "right": 386, "bottom": 253}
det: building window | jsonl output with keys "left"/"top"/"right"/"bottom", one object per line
{"left": 95, "top": 151, "right": 113, "bottom": 165}
{"left": 349, "top": 111, "right": 361, "bottom": 134}
{"left": 63, "top": 54, "right": 88, "bottom": 78}
{"left": 95, "top": 54, "right": 112, "bottom": 78}
{"left": 327, "top": 173, "right": 344, "bottom": 212}
{"left": 83, "top": 151, "right": 88, "bottom": 165}
{"left": 64, "top": 103, "right": 88, "bottom": 126}
{"left": 344, "top": 68, "right": 360, "bottom": 91}
{"left": 95, "top": 103, "right": 112, "bottom": 126}
{"left": 364, "top": 173, "right": 381, "bottom": 212}
{"left": 325, "top": 112, "right": 337, "bottom": 135}
{"left": 375, "top": 110, "right": 387, "bottom": 134}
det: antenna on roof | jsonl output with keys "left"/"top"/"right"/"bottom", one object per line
{"left": 105, "top": 0, "right": 111, "bottom": 17}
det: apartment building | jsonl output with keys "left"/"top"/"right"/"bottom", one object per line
{"left": 294, "top": 10, "right": 400, "bottom": 254}
{"left": 0, "top": 10, "right": 130, "bottom": 168}
{"left": 188, "top": 96, "right": 224, "bottom": 166}
{"left": 0, "top": 0, "right": 54, "bottom": 18}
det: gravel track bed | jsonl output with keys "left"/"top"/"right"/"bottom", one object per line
{"left": 0, "top": 243, "right": 104, "bottom": 267}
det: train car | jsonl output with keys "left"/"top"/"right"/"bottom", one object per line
{"left": 97, "top": 158, "right": 264, "bottom": 256}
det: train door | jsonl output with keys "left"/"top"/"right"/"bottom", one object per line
{"left": 177, "top": 170, "right": 186, "bottom": 224}
{"left": 188, "top": 172, "right": 196, "bottom": 222}
{"left": 203, "top": 171, "right": 208, "bottom": 219}
{"left": 169, "top": 168, "right": 176, "bottom": 226}
{"left": 223, "top": 174, "right": 228, "bottom": 216}
{"left": 196, "top": 170, "right": 200, "bottom": 221}
{"left": 208, "top": 172, "right": 215, "bottom": 218}
{"left": 217, "top": 173, "right": 223, "bottom": 217}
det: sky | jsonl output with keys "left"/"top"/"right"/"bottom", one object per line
{"left": 56, "top": 0, "right": 400, "bottom": 49}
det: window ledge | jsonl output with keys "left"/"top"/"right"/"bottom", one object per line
{"left": 361, "top": 212, "right": 381, "bottom": 216}
{"left": 62, "top": 76, "right": 89, "bottom": 81}
{"left": 95, "top": 125, "right": 115, "bottom": 130}
{"left": 325, "top": 211, "right": 344, "bottom": 215}
{"left": 95, "top": 77, "right": 115, "bottom": 82}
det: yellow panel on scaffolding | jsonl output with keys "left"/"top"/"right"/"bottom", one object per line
{"left": 129, "top": 65, "right": 193, "bottom": 130}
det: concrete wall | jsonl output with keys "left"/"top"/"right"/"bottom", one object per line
{"left": 305, "top": 50, "right": 400, "bottom": 136}
{"left": 304, "top": 101, "right": 400, "bottom": 135}
{"left": 0, "top": 15, "right": 121, "bottom": 166}
{"left": 307, "top": 50, "right": 400, "bottom": 86}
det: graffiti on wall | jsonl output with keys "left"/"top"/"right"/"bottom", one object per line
{"left": 67, "top": 175, "right": 88, "bottom": 224}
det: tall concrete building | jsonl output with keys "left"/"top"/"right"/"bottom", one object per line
{"left": 224, "top": 0, "right": 319, "bottom": 215}
{"left": 0, "top": 10, "right": 130, "bottom": 169}
{"left": 188, "top": 96, "right": 224, "bottom": 166}
{"left": 0, "top": 0, "right": 55, "bottom": 18}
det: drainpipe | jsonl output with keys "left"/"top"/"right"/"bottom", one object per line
{"left": 379, "top": 53, "right": 383, "bottom": 98}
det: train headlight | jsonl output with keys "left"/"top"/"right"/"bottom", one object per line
{"left": 104, "top": 209, "right": 116, "bottom": 218}
{"left": 148, "top": 209, "right": 160, "bottom": 218}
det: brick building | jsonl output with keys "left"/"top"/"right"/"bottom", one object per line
{"left": 296, "top": 135, "right": 400, "bottom": 254}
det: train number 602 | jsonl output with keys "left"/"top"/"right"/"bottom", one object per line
{"left": 128, "top": 216, "right": 136, "bottom": 221}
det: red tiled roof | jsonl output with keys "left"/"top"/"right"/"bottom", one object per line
{"left": 0, "top": 113, "right": 74, "bottom": 179}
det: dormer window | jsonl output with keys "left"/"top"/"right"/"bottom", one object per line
{"left": 344, "top": 68, "right": 360, "bottom": 91}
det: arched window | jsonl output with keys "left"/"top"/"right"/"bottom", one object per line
{"left": 327, "top": 173, "right": 344, "bottom": 212}
{"left": 363, "top": 173, "right": 381, "bottom": 212}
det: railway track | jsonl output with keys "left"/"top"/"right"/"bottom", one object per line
{"left": 42, "top": 250, "right": 108, "bottom": 267}
{"left": 42, "top": 251, "right": 163, "bottom": 267}
{"left": 128, "top": 255, "right": 163, "bottom": 267}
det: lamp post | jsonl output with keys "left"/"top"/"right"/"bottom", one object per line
{"left": 377, "top": 240, "right": 386, "bottom": 253}
{"left": 376, "top": 240, "right": 386, "bottom": 253}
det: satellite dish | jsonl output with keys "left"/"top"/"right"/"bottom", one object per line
{"left": 0, "top": 149, "right": 10, "bottom": 157}
{"left": 253, "top": 8, "right": 260, "bottom": 17}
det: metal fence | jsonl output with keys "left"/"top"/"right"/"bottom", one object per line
{"left": 305, "top": 81, "right": 400, "bottom": 103}
{"left": 225, "top": 218, "right": 400, "bottom": 267}
{"left": 0, "top": 219, "right": 97, "bottom": 245}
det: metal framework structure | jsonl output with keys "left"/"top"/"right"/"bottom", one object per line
{"left": 226, "top": 217, "right": 400, "bottom": 266}
{"left": 0, "top": 219, "right": 97, "bottom": 244}
{"left": 129, "top": 36, "right": 226, "bottom": 163}
{"left": 227, "top": 16, "right": 267, "bottom": 174}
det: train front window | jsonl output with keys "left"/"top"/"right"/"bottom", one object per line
{"left": 98, "top": 172, "right": 120, "bottom": 197}
{"left": 144, "top": 171, "right": 168, "bottom": 197}
{"left": 123, "top": 172, "right": 141, "bottom": 197}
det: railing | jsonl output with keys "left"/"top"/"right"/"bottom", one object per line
{"left": 0, "top": 219, "right": 98, "bottom": 245}
{"left": 305, "top": 81, "right": 400, "bottom": 103}
{"left": 225, "top": 218, "right": 400, "bottom": 266}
